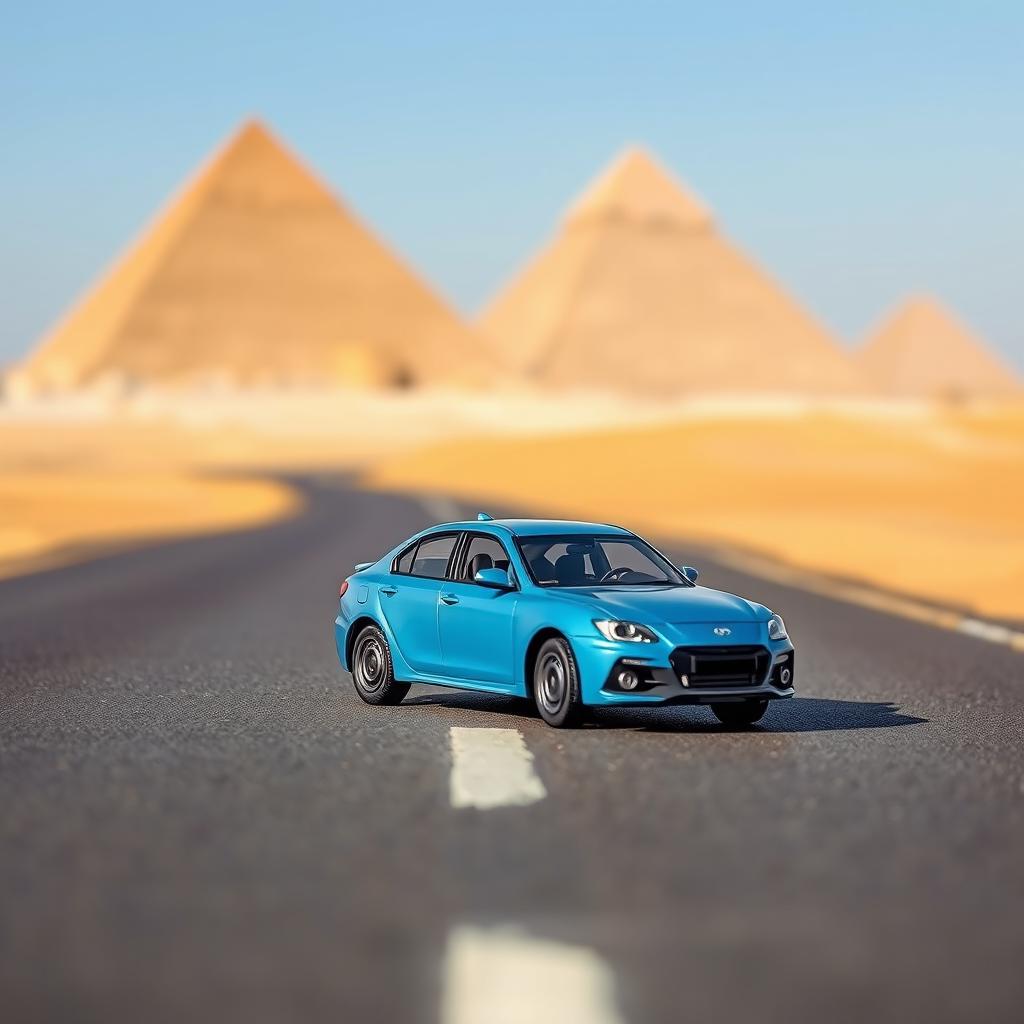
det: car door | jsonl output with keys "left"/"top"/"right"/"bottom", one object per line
{"left": 437, "top": 532, "right": 517, "bottom": 687}
{"left": 377, "top": 532, "right": 458, "bottom": 675}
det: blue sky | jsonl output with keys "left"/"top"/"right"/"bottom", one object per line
{"left": 2, "top": 1, "right": 1022, "bottom": 368}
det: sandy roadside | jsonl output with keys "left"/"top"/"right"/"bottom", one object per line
{"left": 0, "top": 470, "right": 301, "bottom": 580}
{"left": 0, "top": 388, "right": 709, "bottom": 581}
{"left": 3, "top": 398, "right": 1023, "bottom": 620}
{"left": 368, "top": 407, "right": 1024, "bottom": 622}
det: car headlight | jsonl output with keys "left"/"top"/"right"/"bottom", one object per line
{"left": 594, "top": 620, "right": 658, "bottom": 643}
{"left": 768, "top": 613, "right": 788, "bottom": 641}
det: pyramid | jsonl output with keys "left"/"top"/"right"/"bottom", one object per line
{"left": 481, "top": 147, "right": 863, "bottom": 396}
{"left": 18, "top": 120, "right": 488, "bottom": 392}
{"left": 857, "top": 295, "right": 1020, "bottom": 399}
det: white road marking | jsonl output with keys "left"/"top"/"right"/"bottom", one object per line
{"left": 957, "top": 618, "right": 1017, "bottom": 645}
{"left": 442, "top": 925, "right": 624, "bottom": 1024}
{"left": 449, "top": 727, "right": 547, "bottom": 809}
{"left": 713, "top": 548, "right": 1024, "bottom": 655}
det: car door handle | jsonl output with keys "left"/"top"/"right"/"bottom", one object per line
{"left": 440, "top": 593, "right": 459, "bottom": 605}
{"left": 380, "top": 586, "right": 398, "bottom": 596}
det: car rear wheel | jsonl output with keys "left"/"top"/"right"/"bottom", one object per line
{"left": 351, "top": 625, "right": 410, "bottom": 706}
{"left": 533, "top": 637, "right": 583, "bottom": 728}
{"left": 711, "top": 699, "right": 769, "bottom": 728}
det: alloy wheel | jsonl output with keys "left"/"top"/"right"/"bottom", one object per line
{"left": 537, "top": 650, "right": 567, "bottom": 714}
{"left": 354, "top": 633, "right": 387, "bottom": 694}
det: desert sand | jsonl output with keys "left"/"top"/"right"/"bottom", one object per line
{"left": 0, "top": 469, "right": 297, "bottom": 580}
{"left": 369, "top": 403, "right": 1024, "bottom": 621}
{"left": 3, "top": 395, "right": 1023, "bottom": 619}
{"left": 0, "top": 387, "right": 686, "bottom": 577}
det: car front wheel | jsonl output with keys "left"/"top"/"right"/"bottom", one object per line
{"left": 533, "top": 637, "right": 583, "bottom": 728}
{"left": 711, "top": 699, "right": 769, "bottom": 728}
{"left": 351, "top": 625, "right": 410, "bottom": 706}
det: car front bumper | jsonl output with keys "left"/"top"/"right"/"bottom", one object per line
{"left": 569, "top": 632, "right": 796, "bottom": 707}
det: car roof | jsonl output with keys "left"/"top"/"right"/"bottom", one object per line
{"left": 431, "top": 518, "right": 633, "bottom": 538}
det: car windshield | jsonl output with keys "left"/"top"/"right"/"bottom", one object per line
{"left": 518, "top": 534, "right": 687, "bottom": 588}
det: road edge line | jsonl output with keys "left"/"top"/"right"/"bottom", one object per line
{"left": 711, "top": 548, "right": 1024, "bottom": 654}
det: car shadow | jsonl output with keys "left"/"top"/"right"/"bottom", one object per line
{"left": 401, "top": 692, "right": 928, "bottom": 733}
{"left": 596, "top": 697, "right": 929, "bottom": 734}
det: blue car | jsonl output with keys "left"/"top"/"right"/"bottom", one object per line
{"left": 334, "top": 515, "right": 794, "bottom": 728}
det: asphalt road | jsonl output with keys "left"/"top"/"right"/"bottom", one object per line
{"left": 2, "top": 477, "right": 1023, "bottom": 1024}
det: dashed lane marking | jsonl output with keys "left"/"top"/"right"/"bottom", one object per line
{"left": 449, "top": 727, "right": 546, "bottom": 810}
{"left": 442, "top": 925, "right": 624, "bottom": 1024}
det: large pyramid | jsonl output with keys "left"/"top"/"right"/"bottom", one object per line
{"left": 857, "top": 295, "right": 1020, "bottom": 399}
{"left": 17, "top": 120, "right": 488, "bottom": 392}
{"left": 481, "top": 147, "right": 862, "bottom": 396}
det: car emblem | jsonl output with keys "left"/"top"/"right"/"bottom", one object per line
{"left": 713, "top": 626, "right": 731, "bottom": 637}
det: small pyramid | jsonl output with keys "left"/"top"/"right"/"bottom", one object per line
{"left": 480, "top": 146, "right": 862, "bottom": 395}
{"left": 858, "top": 295, "right": 1020, "bottom": 399}
{"left": 19, "top": 119, "right": 488, "bottom": 392}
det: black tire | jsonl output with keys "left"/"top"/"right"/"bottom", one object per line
{"left": 711, "top": 699, "right": 770, "bottom": 728}
{"left": 351, "top": 625, "right": 410, "bottom": 706}
{"left": 532, "top": 637, "right": 584, "bottom": 728}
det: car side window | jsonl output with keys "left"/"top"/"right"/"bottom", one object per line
{"left": 394, "top": 543, "right": 416, "bottom": 574}
{"left": 459, "top": 534, "right": 512, "bottom": 582}
{"left": 409, "top": 533, "right": 458, "bottom": 580}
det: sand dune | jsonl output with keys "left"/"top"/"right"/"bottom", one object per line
{"left": 3, "top": 394, "right": 1023, "bottom": 619}
{"left": 0, "top": 469, "right": 298, "bottom": 580}
{"left": 369, "top": 405, "right": 1024, "bottom": 621}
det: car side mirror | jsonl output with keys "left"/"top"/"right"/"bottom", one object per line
{"left": 474, "top": 567, "right": 513, "bottom": 589}
{"left": 681, "top": 566, "right": 699, "bottom": 584}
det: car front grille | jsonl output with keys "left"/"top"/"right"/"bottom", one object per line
{"left": 669, "top": 645, "right": 770, "bottom": 687}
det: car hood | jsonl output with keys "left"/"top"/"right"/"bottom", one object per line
{"left": 555, "top": 585, "right": 766, "bottom": 624}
